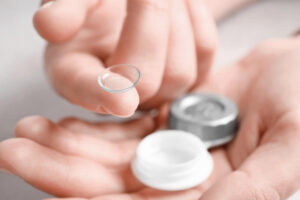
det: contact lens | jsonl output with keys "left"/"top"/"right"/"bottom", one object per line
{"left": 98, "top": 64, "right": 140, "bottom": 93}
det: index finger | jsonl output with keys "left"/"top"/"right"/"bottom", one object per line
{"left": 108, "top": 0, "right": 170, "bottom": 103}
{"left": 45, "top": 52, "right": 140, "bottom": 117}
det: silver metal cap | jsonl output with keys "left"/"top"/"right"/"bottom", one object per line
{"left": 168, "top": 93, "right": 239, "bottom": 149}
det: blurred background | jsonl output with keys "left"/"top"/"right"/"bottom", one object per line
{"left": 0, "top": 0, "right": 300, "bottom": 199}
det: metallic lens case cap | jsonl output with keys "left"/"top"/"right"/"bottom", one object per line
{"left": 168, "top": 93, "right": 239, "bottom": 148}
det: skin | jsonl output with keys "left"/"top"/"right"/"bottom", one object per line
{"left": 205, "top": 0, "right": 256, "bottom": 20}
{"left": 1, "top": 36, "right": 300, "bottom": 199}
{"left": 34, "top": 0, "right": 217, "bottom": 117}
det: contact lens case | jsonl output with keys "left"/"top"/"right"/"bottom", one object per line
{"left": 131, "top": 93, "right": 239, "bottom": 191}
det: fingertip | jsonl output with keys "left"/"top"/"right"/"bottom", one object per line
{"left": 33, "top": 0, "right": 88, "bottom": 43}
{"left": 15, "top": 115, "right": 54, "bottom": 138}
{"left": 103, "top": 88, "right": 140, "bottom": 118}
{"left": 0, "top": 138, "right": 36, "bottom": 174}
{"left": 97, "top": 72, "right": 140, "bottom": 117}
{"left": 0, "top": 139, "right": 16, "bottom": 170}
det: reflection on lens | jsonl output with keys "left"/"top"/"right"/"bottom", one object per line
{"left": 98, "top": 64, "right": 140, "bottom": 93}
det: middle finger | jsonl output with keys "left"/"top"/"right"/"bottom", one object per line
{"left": 142, "top": 0, "right": 197, "bottom": 108}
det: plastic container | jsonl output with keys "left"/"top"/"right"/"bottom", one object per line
{"left": 131, "top": 130, "right": 213, "bottom": 191}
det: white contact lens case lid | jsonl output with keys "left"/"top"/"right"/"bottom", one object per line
{"left": 131, "top": 130, "right": 213, "bottom": 191}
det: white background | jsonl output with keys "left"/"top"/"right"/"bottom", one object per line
{"left": 0, "top": 0, "right": 300, "bottom": 199}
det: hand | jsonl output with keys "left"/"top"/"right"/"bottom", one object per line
{"left": 194, "top": 35, "right": 300, "bottom": 199}
{"left": 34, "top": 0, "right": 217, "bottom": 117}
{"left": 0, "top": 115, "right": 230, "bottom": 200}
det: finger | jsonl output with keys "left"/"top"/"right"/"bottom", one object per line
{"left": 108, "top": 0, "right": 170, "bottom": 103}
{"left": 200, "top": 111, "right": 300, "bottom": 200}
{"left": 226, "top": 111, "right": 262, "bottom": 168}
{"left": 34, "top": 0, "right": 98, "bottom": 43}
{"left": 141, "top": 0, "right": 197, "bottom": 108}
{"left": 0, "top": 138, "right": 142, "bottom": 197}
{"left": 58, "top": 116, "right": 156, "bottom": 141}
{"left": 46, "top": 52, "right": 139, "bottom": 117}
{"left": 200, "top": 148, "right": 233, "bottom": 191}
{"left": 15, "top": 116, "right": 143, "bottom": 166}
{"left": 185, "top": 0, "right": 218, "bottom": 87}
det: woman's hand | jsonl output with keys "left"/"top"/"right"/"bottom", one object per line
{"left": 195, "top": 35, "right": 300, "bottom": 199}
{"left": 0, "top": 115, "right": 231, "bottom": 199}
{"left": 34, "top": 0, "right": 217, "bottom": 117}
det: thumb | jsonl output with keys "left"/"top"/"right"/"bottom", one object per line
{"left": 192, "top": 63, "right": 251, "bottom": 104}
{"left": 33, "top": 0, "right": 98, "bottom": 43}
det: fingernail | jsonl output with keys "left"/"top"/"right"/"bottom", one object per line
{"left": 41, "top": 1, "right": 54, "bottom": 9}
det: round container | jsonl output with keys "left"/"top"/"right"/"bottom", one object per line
{"left": 168, "top": 93, "right": 238, "bottom": 148}
{"left": 131, "top": 130, "right": 213, "bottom": 191}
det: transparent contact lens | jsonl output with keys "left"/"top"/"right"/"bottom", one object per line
{"left": 98, "top": 64, "right": 140, "bottom": 93}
